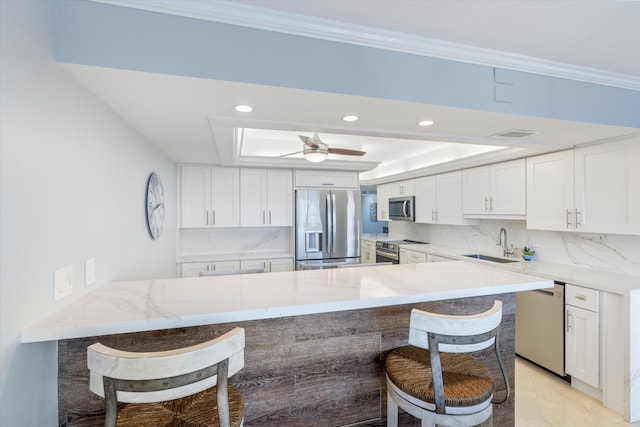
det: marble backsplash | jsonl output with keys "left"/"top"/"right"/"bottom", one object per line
{"left": 179, "top": 227, "right": 294, "bottom": 258}
{"left": 390, "top": 219, "right": 640, "bottom": 277}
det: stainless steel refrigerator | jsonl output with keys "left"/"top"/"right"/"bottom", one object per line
{"left": 295, "top": 189, "right": 361, "bottom": 270}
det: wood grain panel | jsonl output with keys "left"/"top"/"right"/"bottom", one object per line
{"left": 58, "top": 293, "right": 515, "bottom": 427}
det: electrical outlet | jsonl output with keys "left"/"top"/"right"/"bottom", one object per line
{"left": 529, "top": 236, "right": 541, "bottom": 248}
{"left": 54, "top": 265, "right": 73, "bottom": 301}
{"left": 85, "top": 258, "right": 96, "bottom": 286}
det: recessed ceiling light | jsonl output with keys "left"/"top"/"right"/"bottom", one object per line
{"left": 342, "top": 115, "right": 359, "bottom": 122}
{"left": 234, "top": 105, "right": 253, "bottom": 113}
{"left": 417, "top": 120, "right": 434, "bottom": 127}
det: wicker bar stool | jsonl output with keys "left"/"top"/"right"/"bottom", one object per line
{"left": 87, "top": 327, "right": 245, "bottom": 427}
{"left": 385, "top": 301, "right": 509, "bottom": 427}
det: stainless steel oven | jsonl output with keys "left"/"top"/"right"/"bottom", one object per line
{"left": 376, "top": 241, "right": 400, "bottom": 264}
{"left": 375, "top": 239, "right": 429, "bottom": 264}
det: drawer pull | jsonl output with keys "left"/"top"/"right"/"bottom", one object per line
{"left": 576, "top": 294, "right": 587, "bottom": 301}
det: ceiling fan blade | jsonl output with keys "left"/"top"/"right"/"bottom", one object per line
{"left": 328, "top": 147, "right": 366, "bottom": 156}
{"left": 279, "top": 150, "right": 303, "bottom": 158}
{"left": 299, "top": 135, "right": 319, "bottom": 148}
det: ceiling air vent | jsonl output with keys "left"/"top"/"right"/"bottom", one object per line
{"left": 491, "top": 129, "right": 537, "bottom": 138}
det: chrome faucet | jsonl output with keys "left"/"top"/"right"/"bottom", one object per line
{"left": 497, "top": 227, "right": 515, "bottom": 257}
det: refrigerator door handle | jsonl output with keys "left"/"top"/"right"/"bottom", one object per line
{"left": 326, "top": 194, "right": 332, "bottom": 255}
{"left": 331, "top": 194, "right": 337, "bottom": 256}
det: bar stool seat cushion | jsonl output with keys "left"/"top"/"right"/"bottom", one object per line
{"left": 115, "top": 384, "right": 244, "bottom": 427}
{"left": 386, "top": 345, "right": 493, "bottom": 408}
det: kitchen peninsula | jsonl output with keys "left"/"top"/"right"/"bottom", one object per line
{"left": 23, "top": 262, "right": 552, "bottom": 426}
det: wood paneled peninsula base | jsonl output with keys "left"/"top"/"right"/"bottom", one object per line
{"left": 22, "top": 262, "right": 549, "bottom": 425}
{"left": 59, "top": 293, "right": 516, "bottom": 427}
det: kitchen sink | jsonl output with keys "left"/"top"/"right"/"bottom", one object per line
{"left": 462, "top": 254, "right": 520, "bottom": 263}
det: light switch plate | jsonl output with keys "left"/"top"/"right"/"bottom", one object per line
{"left": 85, "top": 258, "right": 96, "bottom": 286}
{"left": 54, "top": 265, "right": 73, "bottom": 301}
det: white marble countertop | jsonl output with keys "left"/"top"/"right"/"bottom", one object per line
{"left": 21, "top": 262, "right": 551, "bottom": 343}
{"left": 399, "top": 243, "right": 640, "bottom": 295}
{"left": 361, "top": 233, "right": 389, "bottom": 243}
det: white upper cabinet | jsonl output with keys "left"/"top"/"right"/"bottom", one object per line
{"left": 463, "top": 159, "right": 526, "bottom": 217}
{"left": 180, "top": 165, "right": 240, "bottom": 228}
{"left": 376, "top": 183, "right": 392, "bottom": 221}
{"left": 415, "top": 176, "right": 437, "bottom": 223}
{"left": 294, "top": 169, "right": 358, "bottom": 188}
{"left": 574, "top": 140, "right": 640, "bottom": 235}
{"left": 527, "top": 140, "right": 640, "bottom": 235}
{"left": 388, "top": 179, "right": 416, "bottom": 197}
{"left": 415, "top": 171, "right": 473, "bottom": 225}
{"left": 241, "top": 168, "right": 293, "bottom": 227}
{"left": 526, "top": 150, "right": 574, "bottom": 231}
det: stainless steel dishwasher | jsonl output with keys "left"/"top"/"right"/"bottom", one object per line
{"left": 515, "top": 281, "right": 566, "bottom": 377}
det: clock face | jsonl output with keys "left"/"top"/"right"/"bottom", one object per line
{"left": 146, "top": 172, "right": 165, "bottom": 240}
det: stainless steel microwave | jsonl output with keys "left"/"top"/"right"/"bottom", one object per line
{"left": 388, "top": 196, "right": 414, "bottom": 221}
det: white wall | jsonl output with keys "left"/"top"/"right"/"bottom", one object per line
{"left": 0, "top": 2, "right": 177, "bottom": 425}
{"left": 390, "top": 219, "right": 640, "bottom": 276}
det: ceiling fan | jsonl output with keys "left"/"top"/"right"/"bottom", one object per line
{"left": 289, "top": 132, "right": 366, "bottom": 163}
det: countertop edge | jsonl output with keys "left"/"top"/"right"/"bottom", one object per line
{"left": 21, "top": 277, "right": 548, "bottom": 344}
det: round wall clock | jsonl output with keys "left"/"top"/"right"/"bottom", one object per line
{"left": 145, "top": 172, "right": 165, "bottom": 240}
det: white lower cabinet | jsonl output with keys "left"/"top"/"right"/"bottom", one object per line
{"left": 427, "top": 254, "right": 455, "bottom": 262}
{"left": 181, "top": 260, "right": 240, "bottom": 278}
{"left": 182, "top": 258, "right": 293, "bottom": 277}
{"left": 240, "top": 258, "right": 294, "bottom": 273}
{"left": 565, "top": 284, "right": 600, "bottom": 389}
{"left": 399, "top": 249, "right": 427, "bottom": 264}
{"left": 362, "top": 240, "right": 376, "bottom": 264}
{"left": 400, "top": 249, "right": 456, "bottom": 264}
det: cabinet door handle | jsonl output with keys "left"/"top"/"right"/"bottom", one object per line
{"left": 575, "top": 209, "right": 581, "bottom": 228}
{"left": 212, "top": 210, "right": 216, "bottom": 226}
{"left": 566, "top": 209, "right": 572, "bottom": 228}
{"left": 489, "top": 197, "right": 494, "bottom": 212}
{"left": 566, "top": 309, "right": 572, "bottom": 332}
{"left": 269, "top": 210, "right": 272, "bottom": 225}
{"left": 205, "top": 210, "right": 209, "bottom": 226}
{"left": 484, "top": 197, "right": 489, "bottom": 212}
{"left": 262, "top": 210, "right": 266, "bottom": 224}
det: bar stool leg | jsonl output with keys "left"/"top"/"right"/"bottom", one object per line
{"left": 387, "top": 390, "right": 398, "bottom": 427}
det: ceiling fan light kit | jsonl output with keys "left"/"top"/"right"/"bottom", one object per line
{"left": 303, "top": 148, "right": 329, "bottom": 162}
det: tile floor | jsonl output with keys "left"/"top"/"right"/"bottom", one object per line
{"left": 515, "top": 356, "right": 637, "bottom": 426}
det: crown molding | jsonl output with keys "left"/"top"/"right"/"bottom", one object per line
{"left": 93, "top": 0, "right": 639, "bottom": 90}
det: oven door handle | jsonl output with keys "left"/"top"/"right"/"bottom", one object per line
{"left": 376, "top": 250, "right": 399, "bottom": 261}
